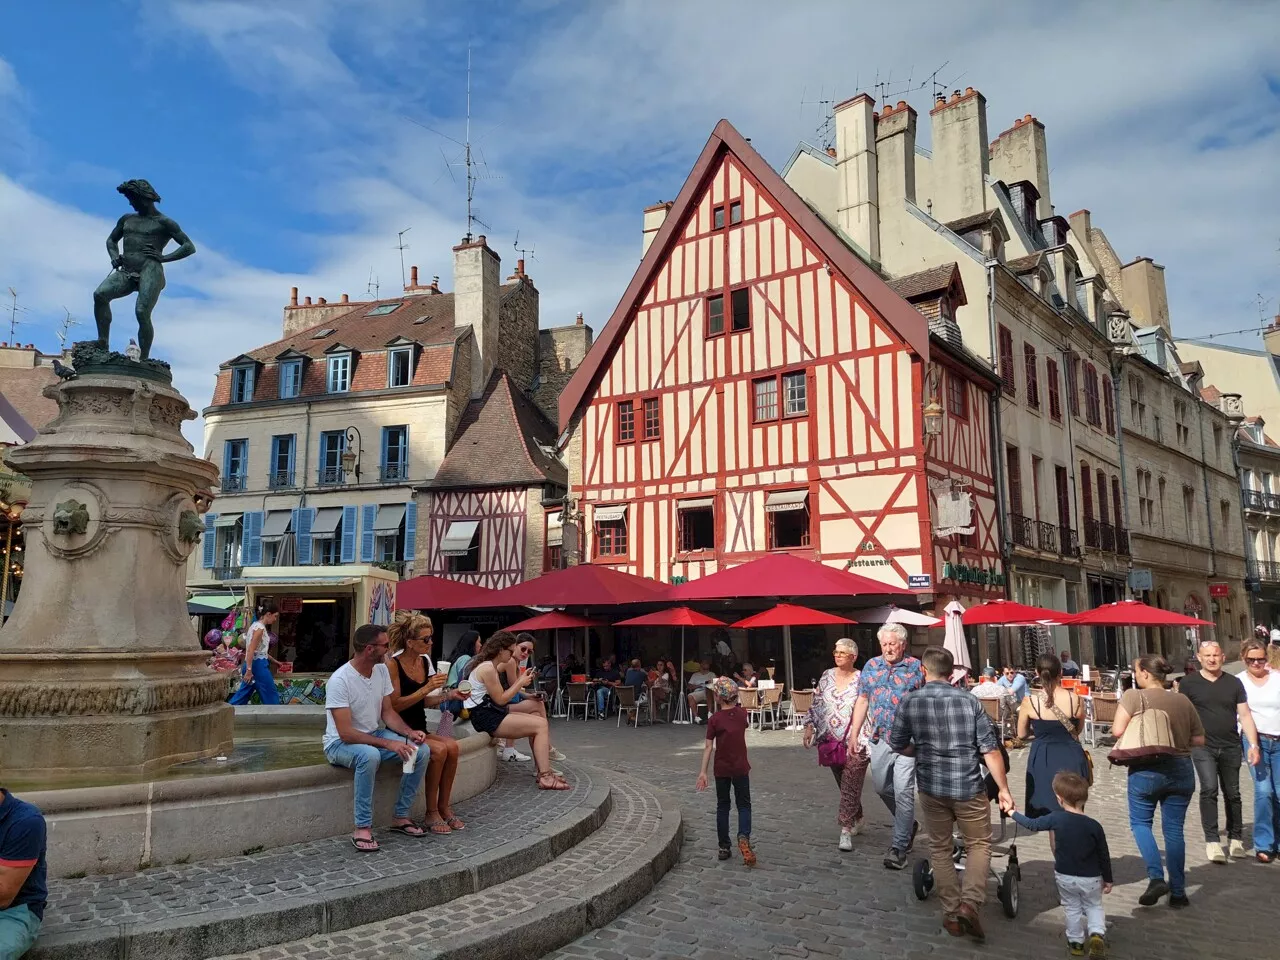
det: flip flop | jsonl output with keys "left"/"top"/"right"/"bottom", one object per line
{"left": 445, "top": 816, "right": 465, "bottom": 831}
{"left": 350, "top": 835, "right": 380, "bottom": 853}
{"left": 423, "top": 818, "right": 452, "bottom": 835}
{"left": 388, "top": 821, "right": 427, "bottom": 838}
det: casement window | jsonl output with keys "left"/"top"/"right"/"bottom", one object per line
{"left": 388, "top": 347, "right": 413, "bottom": 388}
{"left": 223, "top": 439, "right": 248, "bottom": 492}
{"left": 1103, "top": 378, "right": 1116, "bottom": 435}
{"left": 753, "top": 370, "right": 808, "bottom": 422}
{"left": 729, "top": 200, "right": 743, "bottom": 225}
{"left": 997, "top": 325, "right": 1016, "bottom": 395}
{"left": 1129, "top": 375, "right": 1146, "bottom": 429}
{"left": 1046, "top": 358, "right": 1062, "bottom": 420}
{"left": 327, "top": 353, "right": 351, "bottom": 393}
{"left": 1024, "top": 344, "right": 1040, "bottom": 409}
{"left": 677, "top": 498, "right": 716, "bottom": 552}
{"left": 230, "top": 365, "right": 255, "bottom": 404}
{"left": 617, "top": 400, "right": 635, "bottom": 443}
{"left": 593, "top": 505, "right": 628, "bottom": 558}
{"left": 1081, "top": 463, "right": 1094, "bottom": 522}
{"left": 706, "top": 294, "right": 725, "bottom": 336}
{"left": 946, "top": 373, "right": 968, "bottom": 420}
{"left": 1067, "top": 353, "right": 1081, "bottom": 417}
{"left": 1083, "top": 363, "right": 1102, "bottom": 427}
{"left": 318, "top": 430, "right": 346, "bottom": 485}
{"left": 1006, "top": 445, "right": 1023, "bottom": 516}
{"left": 713, "top": 204, "right": 726, "bottom": 230}
{"left": 765, "top": 490, "right": 811, "bottom": 549}
{"left": 269, "top": 435, "right": 295, "bottom": 489}
{"left": 1174, "top": 400, "right": 1191, "bottom": 446}
{"left": 278, "top": 360, "right": 302, "bottom": 399}
{"left": 642, "top": 397, "right": 660, "bottom": 440}
{"left": 730, "top": 287, "right": 750, "bottom": 331}
{"left": 381, "top": 425, "right": 409, "bottom": 481}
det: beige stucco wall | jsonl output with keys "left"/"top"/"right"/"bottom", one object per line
{"left": 1176, "top": 341, "right": 1280, "bottom": 427}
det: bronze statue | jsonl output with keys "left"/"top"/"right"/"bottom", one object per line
{"left": 93, "top": 180, "right": 195, "bottom": 360}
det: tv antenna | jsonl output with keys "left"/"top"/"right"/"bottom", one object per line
{"left": 396, "top": 227, "right": 412, "bottom": 288}
{"left": 5, "top": 288, "right": 27, "bottom": 342}
{"left": 56, "top": 308, "right": 80, "bottom": 348}
{"left": 800, "top": 83, "right": 839, "bottom": 151}
{"left": 366, "top": 268, "right": 380, "bottom": 300}
{"left": 513, "top": 230, "right": 537, "bottom": 265}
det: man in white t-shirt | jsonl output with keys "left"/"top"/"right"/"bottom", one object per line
{"left": 686, "top": 659, "right": 718, "bottom": 724}
{"left": 323, "top": 623, "right": 432, "bottom": 852}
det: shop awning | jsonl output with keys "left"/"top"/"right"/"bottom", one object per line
{"left": 213, "top": 513, "right": 242, "bottom": 528}
{"left": 546, "top": 511, "right": 563, "bottom": 546}
{"left": 764, "top": 490, "right": 808, "bottom": 513}
{"left": 188, "top": 593, "right": 244, "bottom": 611}
{"left": 593, "top": 504, "right": 628, "bottom": 522}
{"left": 678, "top": 497, "right": 714, "bottom": 510}
{"left": 373, "top": 504, "right": 406, "bottom": 535}
{"left": 261, "top": 510, "right": 292, "bottom": 541}
{"left": 439, "top": 519, "right": 480, "bottom": 556}
{"left": 311, "top": 507, "right": 343, "bottom": 536}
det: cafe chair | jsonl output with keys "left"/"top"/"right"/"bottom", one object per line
{"left": 761, "top": 686, "right": 784, "bottom": 730}
{"left": 615, "top": 686, "right": 646, "bottom": 728}
{"left": 740, "top": 687, "right": 765, "bottom": 730}
{"left": 784, "top": 688, "right": 815, "bottom": 729}
{"left": 566, "top": 682, "right": 592, "bottom": 722}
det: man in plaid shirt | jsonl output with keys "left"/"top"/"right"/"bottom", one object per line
{"left": 891, "top": 646, "right": 1014, "bottom": 943}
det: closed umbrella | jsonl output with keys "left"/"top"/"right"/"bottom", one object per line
{"left": 615, "top": 606, "right": 726, "bottom": 723}
{"left": 943, "top": 600, "right": 971, "bottom": 684}
{"left": 730, "top": 603, "right": 855, "bottom": 693}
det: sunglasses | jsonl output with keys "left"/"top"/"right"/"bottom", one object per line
{"left": 1245, "top": 657, "right": 1268, "bottom": 665}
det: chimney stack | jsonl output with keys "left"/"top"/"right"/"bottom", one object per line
{"left": 290, "top": 286, "right": 299, "bottom": 307}
{"left": 341, "top": 293, "right": 349, "bottom": 303}
{"left": 1120, "top": 257, "right": 1172, "bottom": 335}
{"left": 832, "top": 93, "right": 880, "bottom": 261}
{"left": 410, "top": 265, "right": 419, "bottom": 287}
{"left": 989, "top": 114, "right": 1052, "bottom": 220}
{"left": 642, "top": 201, "right": 674, "bottom": 256}
{"left": 929, "top": 86, "right": 989, "bottom": 223}
{"left": 454, "top": 234, "right": 501, "bottom": 397}
{"left": 876, "top": 96, "right": 917, "bottom": 213}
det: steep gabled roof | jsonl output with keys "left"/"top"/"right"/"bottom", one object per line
{"left": 558, "top": 119, "right": 930, "bottom": 431}
{"left": 431, "top": 372, "right": 566, "bottom": 490}
{"left": 888, "top": 263, "right": 967, "bottom": 306}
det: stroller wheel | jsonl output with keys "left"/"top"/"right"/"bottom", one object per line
{"left": 998, "top": 870, "right": 1019, "bottom": 918}
{"left": 912, "top": 858, "right": 934, "bottom": 900}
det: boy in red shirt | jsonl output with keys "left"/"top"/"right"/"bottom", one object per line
{"left": 696, "top": 678, "right": 755, "bottom": 866}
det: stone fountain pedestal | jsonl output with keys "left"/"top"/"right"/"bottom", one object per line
{"left": 0, "top": 363, "right": 232, "bottom": 778}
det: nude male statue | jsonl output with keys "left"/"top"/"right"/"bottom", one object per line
{"left": 92, "top": 179, "right": 196, "bottom": 360}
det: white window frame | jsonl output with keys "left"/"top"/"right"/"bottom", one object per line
{"left": 231, "top": 365, "right": 255, "bottom": 403}
{"left": 279, "top": 360, "right": 302, "bottom": 399}
{"left": 327, "top": 353, "right": 351, "bottom": 393}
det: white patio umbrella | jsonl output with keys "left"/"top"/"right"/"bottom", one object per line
{"left": 852, "top": 605, "right": 943, "bottom": 627}
{"left": 943, "top": 600, "right": 972, "bottom": 684}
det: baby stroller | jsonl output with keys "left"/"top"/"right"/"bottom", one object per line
{"left": 911, "top": 738, "right": 1021, "bottom": 918}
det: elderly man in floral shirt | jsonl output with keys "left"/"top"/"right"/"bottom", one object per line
{"left": 849, "top": 622, "right": 926, "bottom": 870}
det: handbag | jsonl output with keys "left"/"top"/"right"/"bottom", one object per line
{"left": 1046, "top": 692, "right": 1093, "bottom": 785}
{"left": 817, "top": 710, "right": 857, "bottom": 769}
{"left": 1107, "top": 691, "right": 1179, "bottom": 767}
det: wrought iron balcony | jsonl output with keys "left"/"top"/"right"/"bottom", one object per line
{"left": 221, "top": 474, "right": 246, "bottom": 493}
{"left": 1245, "top": 489, "right": 1280, "bottom": 513}
{"left": 268, "top": 470, "right": 295, "bottom": 490}
{"left": 1254, "top": 561, "right": 1280, "bottom": 583}
{"left": 1099, "top": 521, "right": 1116, "bottom": 553}
{"left": 373, "top": 560, "right": 407, "bottom": 577}
{"left": 1115, "top": 526, "right": 1130, "bottom": 555}
{"left": 1036, "top": 520, "right": 1057, "bottom": 552}
{"left": 317, "top": 467, "right": 346, "bottom": 486}
{"left": 212, "top": 565, "right": 243, "bottom": 581}
{"left": 1060, "top": 526, "right": 1080, "bottom": 557}
{"left": 1010, "top": 513, "right": 1034, "bottom": 548}
{"left": 1083, "top": 518, "right": 1100, "bottom": 549}
{"left": 380, "top": 463, "right": 409, "bottom": 482}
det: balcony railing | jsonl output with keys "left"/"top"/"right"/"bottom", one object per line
{"left": 373, "top": 560, "right": 407, "bottom": 578}
{"left": 1255, "top": 561, "right": 1280, "bottom": 583}
{"left": 1115, "top": 526, "right": 1130, "bottom": 556}
{"left": 1245, "top": 490, "right": 1280, "bottom": 513}
{"left": 380, "top": 463, "right": 409, "bottom": 482}
{"left": 1099, "top": 520, "right": 1116, "bottom": 553}
{"left": 1010, "top": 513, "right": 1033, "bottom": 548}
{"left": 268, "top": 470, "right": 295, "bottom": 490}
{"left": 1083, "top": 517, "right": 1100, "bottom": 549}
{"left": 1036, "top": 520, "right": 1057, "bottom": 552}
{"left": 317, "top": 467, "right": 346, "bottom": 486}
{"left": 221, "top": 475, "right": 246, "bottom": 493}
{"left": 212, "top": 565, "right": 243, "bottom": 581}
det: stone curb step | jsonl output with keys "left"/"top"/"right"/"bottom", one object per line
{"left": 215, "top": 769, "right": 684, "bottom": 960}
{"left": 29, "top": 770, "right": 612, "bottom": 960}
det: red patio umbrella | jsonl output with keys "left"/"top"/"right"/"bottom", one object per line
{"left": 961, "top": 599, "right": 1071, "bottom": 626}
{"left": 507, "top": 611, "right": 605, "bottom": 632}
{"left": 396, "top": 574, "right": 502, "bottom": 611}
{"left": 1064, "top": 600, "right": 1213, "bottom": 627}
{"left": 479, "top": 564, "right": 671, "bottom": 608}
{"left": 671, "top": 553, "right": 911, "bottom": 601}
{"left": 730, "top": 603, "right": 856, "bottom": 691}
{"left": 615, "top": 606, "right": 727, "bottom": 721}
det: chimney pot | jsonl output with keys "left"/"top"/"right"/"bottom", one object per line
{"left": 951, "top": 90, "right": 961, "bottom": 103}
{"left": 826, "top": 146, "right": 837, "bottom": 157}
{"left": 1023, "top": 113, "right": 1033, "bottom": 123}
{"left": 965, "top": 86, "right": 975, "bottom": 95}
{"left": 936, "top": 94, "right": 946, "bottom": 105}
{"left": 477, "top": 234, "right": 486, "bottom": 246}
{"left": 432, "top": 276, "right": 440, "bottom": 292}
{"left": 341, "top": 293, "right": 349, "bottom": 303}
{"left": 290, "top": 286, "right": 299, "bottom": 306}
{"left": 896, "top": 100, "right": 907, "bottom": 110}
{"left": 410, "top": 265, "right": 419, "bottom": 286}
{"left": 304, "top": 296, "right": 312, "bottom": 305}
{"left": 517, "top": 258, "right": 525, "bottom": 275}
{"left": 575, "top": 312, "right": 584, "bottom": 325}
{"left": 317, "top": 297, "right": 326, "bottom": 305}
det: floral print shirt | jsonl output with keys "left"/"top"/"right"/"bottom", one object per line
{"left": 857, "top": 655, "right": 926, "bottom": 741}
{"left": 807, "top": 668, "right": 865, "bottom": 747}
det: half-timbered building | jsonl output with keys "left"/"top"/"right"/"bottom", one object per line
{"left": 559, "top": 121, "right": 1003, "bottom": 623}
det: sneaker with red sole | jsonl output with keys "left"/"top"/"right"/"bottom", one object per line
{"left": 737, "top": 835, "right": 756, "bottom": 867}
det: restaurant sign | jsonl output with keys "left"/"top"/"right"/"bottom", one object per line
{"left": 930, "top": 477, "right": 974, "bottom": 538}
{"left": 942, "top": 561, "right": 1006, "bottom": 587}
{"left": 1208, "top": 583, "right": 1229, "bottom": 598}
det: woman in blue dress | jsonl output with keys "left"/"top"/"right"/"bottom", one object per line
{"left": 1017, "top": 652, "right": 1089, "bottom": 818}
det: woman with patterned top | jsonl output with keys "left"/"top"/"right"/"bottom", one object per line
{"left": 803, "top": 638, "right": 869, "bottom": 851}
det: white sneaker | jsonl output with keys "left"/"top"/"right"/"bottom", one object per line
{"left": 509, "top": 748, "right": 532, "bottom": 762}
{"left": 550, "top": 746, "right": 568, "bottom": 762}
{"left": 839, "top": 828, "right": 854, "bottom": 852}
{"left": 1229, "top": 839, "right": 1247, "bottom": 859}
{"left": 1206, "top": 841, "right": 1227, "bottom": 864}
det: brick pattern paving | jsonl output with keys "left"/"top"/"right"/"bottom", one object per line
{"left": 543, "top": 721, "right": 1272, "bottom": 960}
{"left": 216, "top": 771, "right": 667, "bottom": 958}
{"left": 39, "top": 761, "right": 593, "bottom": 938}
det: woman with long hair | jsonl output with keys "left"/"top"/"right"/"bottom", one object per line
{"left": 1240, "top": 638, "right": 1280, "bottom": 862}
{"left": 1112, "top": 654, "right": 1204, "bottom": 908}
{"left": 465, "top": 630, "right": 568, "bottom": 790}
{"left": 386, "top": 612, "right": 466, "bottom": 832}
{"left": 802, "top": 638, "right": 869, "bottom": 851}
{"left": 445, "top": 630, "right": 482, "bottom": 688}
{"left": 1017, "top": 652, "right": 1090, "bottom": 820}
{"left": 496, "top": 633, "right": 566, "bottom": 762}
{"left": 228, "top": 602, "right": 282, "bottom": 705}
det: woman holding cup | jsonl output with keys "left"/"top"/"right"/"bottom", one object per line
{"left": 386, "top": 612, "right": 466, "bottom": 833}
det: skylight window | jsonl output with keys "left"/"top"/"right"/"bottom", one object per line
{"left": 412, "top": 316, "right": 431, "bottom": 325}
{"left": 365, "top": 303, "right": 402, "bottom": 317}
{"left": 310, "top": 328, "right": 336, "bottom": 339}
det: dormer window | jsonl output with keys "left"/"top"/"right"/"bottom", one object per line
{"left": 279, "top": 359, "right": 302, "bottom": 399}
{"left": 388, "top": 347, "right": 414, "bottom": 388}
{"left": 230, "top": 365, "right": 255, "bottom": 404}
{"left": 327, "top": 353, "right": 351, "bottom": 393}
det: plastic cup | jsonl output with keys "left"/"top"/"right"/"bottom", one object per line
{"left": 435, "top": 660, "right": 451, "bottom": 679}
{"left": 402, "top": 748, "right": 416, "bottom": 775}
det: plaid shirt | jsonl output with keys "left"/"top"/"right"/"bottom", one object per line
{"left": 857, "top": 655, "right": 925, "bottom": 740}
{"left": 889, "top": 681, "right": 999, "bottom": 801}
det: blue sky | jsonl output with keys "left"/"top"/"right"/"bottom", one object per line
{"left": 2, "top": 1, "right": 1279, "bottom": 449}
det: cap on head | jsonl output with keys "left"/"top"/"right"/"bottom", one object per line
{"left": 117, "top": 179, "right": 160, "bottom": 203}
{"left": 711, "top": 677, "right": 739, "bottom": 703}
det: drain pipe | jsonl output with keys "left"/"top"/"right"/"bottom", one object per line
{"left": 986, "top": 259, "right": 1011, "bottom": 586}
{"left": 1110, "top": 359, "right": 1137, "bottom": 664}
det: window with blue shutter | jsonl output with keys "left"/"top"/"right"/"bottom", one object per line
{"left": 231, "top": 366, "right": 255, "bottom": 403}
{"left": 404, "top": 500, "right": 417, "bottom": 561}
{"left": 269, "top": 435, "right": 295, "bottom": 489}
{"left": 319, "top": 431, "right": 346, "bottom": 485}
{"left": 222, "top": 440, "right": 248, "bottom": 492}
{"left": 340, "top": 505, "right": 358, "bottom": 563}
{"left": 361, "top": 503, "right": 377, "bottom": 563}
{"left": 279, "top": 360, "right": 302, "bottom": 399}
{"left": 294, "top": 507, "right": 315, "bottom": 564}
{"left": 380, "top": 426, "right": 408, "bottom": 481}
{"left": 243, "top": 511, "right": 264, "bottom": 565}
{"left": 201, "top": 513, "right": 218, "bottom": 568}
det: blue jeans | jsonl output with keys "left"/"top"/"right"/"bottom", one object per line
{"left": 1250, "top": 736, "right": 1280, "bottom": 854}
{"left": 716, "top": 775, "right": 751, "bottom": 846}
{"left": 228, "top": 658, "right": 279, "bottom": 705}
{"left": 868, "top": 737, "right": 917, "bottom": 851}
{"left": 324, "top": 730, "right": 431, "bottom": 828}
{"left": 1127, "top": 756, "right": 1195, "bottom": 896}
{"left": 0, "top": 903, "right": 41, "bottom": 959}
{"left": 596, "top": 687, "right": 611, "bottom": 716}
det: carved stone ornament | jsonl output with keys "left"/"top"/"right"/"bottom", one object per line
{"left": 1107, "top": 313, "right": 1136, "bottom": 346}
{"left": 930, "top": 476, "right": 975, "bottom": 537}
{"left": 178, "top": 509, "right": 203, "bottom": 544}
{"left": 52, "top": 499, "right": 90, "bottom": 536}
{"left": 0, "top": 673, "right": 230, "bottom": 717}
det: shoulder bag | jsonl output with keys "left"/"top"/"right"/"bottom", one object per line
{"left": 818, "top": 708, "right": 856, "bottom": 769}
{"left": 1107, "top": 691, "right": 1179, "bottom": 766}
{"left": 1046, "top": 692, "right": 1094, "bottom": 785}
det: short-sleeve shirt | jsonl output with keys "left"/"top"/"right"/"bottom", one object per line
{"left": 857, "top": 656, "right": 926, "bottom": 740}
{"left": 246, "top": 621, "right": 270, "bottom": 660}
{"left": 0, "top": 790, "right": 47, "bottom": 920}
{"left": 323, "top": 661, "right": 393, "bottom": 749}
{"left": 1118, "top": 686, "right": 1204, "bottom": 757}
{"left": 1178, "top": 671, "right": 1246, "bottom": 748}
{"left": 706, "top": 705, "right": 751, "bottom": 777}
{"left": 687, "top": 670, "right": 716, "bottom": 691}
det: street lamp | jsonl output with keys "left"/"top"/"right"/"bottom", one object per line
{"left": 923, "top": 399, "right": 945, "bottom": 436}
{"left": 340, "top": 426, "right": 363, "bottom": 483}
{"left": 0, "top": 500, "right": 25, "bottom": 624}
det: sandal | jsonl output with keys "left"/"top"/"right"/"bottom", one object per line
{"left": 536, "top": 769, "right": 570, "bottom": 791}
{"left": 350, "top": 834, "right": 380, "bottom": 853}
{"left": 388, "top": 821, "right": 427, "bottom": 838}
{"left": 423, "top": 818, "right": 452, "bottom": 835}
{"left": 445, "top": 816, "right": 466, "bottom": 831}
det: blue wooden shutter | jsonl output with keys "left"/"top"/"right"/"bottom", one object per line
{"left": 361, "top": 503, "right": 377, "bottom": 563}
{"left": 295, "top": 507, "right": 315, "bottom": 564}
{"left": 243, "top": 511, "right": 264, "bottom": 565}
{"left": 340, "top": 505, "right": 358, "bottom": 563}
{"left": 201, "top": 513, "right": 218, "bottom": 568}
{"left": 380, "top": 428, "right": 390, "bottom": 477}
{"left": 404, "top": 500, "right": 417, "bottom": 561}
{"left": 399, "top": 426, "right": 409, "bottom": 475}
{"left": 222, "top": 442, "right": 232, "bottom": 484}
{"left": 269, "top": 436, "right": 280, "bottom": 478}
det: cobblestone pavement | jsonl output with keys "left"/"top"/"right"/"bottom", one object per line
{"left": 39, "top": 762, "right": 594, "bottom": 938}
{"left": 544, "top": 719, "right": 1274, "bottom": 960}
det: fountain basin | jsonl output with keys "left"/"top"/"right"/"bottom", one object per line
{"left": 23, "top": 706, "right": 496, "bottom": 877}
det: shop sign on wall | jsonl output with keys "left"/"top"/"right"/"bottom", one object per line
{"left": 930, "top": 477, "right": 974, "bottom": 538}
{"left": 942, "top": 561, "right": 1006, "bottom": 587}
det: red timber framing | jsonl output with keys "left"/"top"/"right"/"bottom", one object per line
{"left": 559, "top": 119, "right": 999, "bottom": 600}
{"left": 426, "top": 488, "right": 528, "bottom": 589}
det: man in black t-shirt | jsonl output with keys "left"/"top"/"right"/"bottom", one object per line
{"left": 1178, "top": 640, "right": 1262, "bottom": 863}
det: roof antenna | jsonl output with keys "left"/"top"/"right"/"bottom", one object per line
{"left": 800, "top": 83, "right": 838, "bottom": 151}
{"left": 56, "top": 307, "right": 80, "bottom": 348}
{"left": 396, "top": 227, "right": 412, "bottom": 288}
{"left": 513, "top": 229, "right": 537, "bottom": 265}
{"left": 5, "top": 288, "right": 27, "bottom": 343}
{"left": 366, "top": 268, "right": 379, "bottom": 300}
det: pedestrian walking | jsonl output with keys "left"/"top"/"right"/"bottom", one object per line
{"left": 848, "top": 622, "right": 925, "bottom": 869}
{"left": 1013, "top": 772, "right": 1113, "bottom": 958}
{"left": 1178, "top": 639, "right": 1261, "bottom": 863}
{"left": 1110, "top": 654, "right": 1204, "bottom": 908}
{"left": 803, "top": 638, "right": 869, "bottom": 850}
{"left": 227, "top": 602, "right": 281, "bottom": 705}
{"left": 696, "top": 678, "right": 756, "bottom": 867}
{"left": 889, "top": 646, "right": 1014, "bottom": 943}
{"left": 1017, "top": 653, "right": 1091, "bottom": 819}
{"left": 1240, "top": 637, "right": 1280, "bottom": 862}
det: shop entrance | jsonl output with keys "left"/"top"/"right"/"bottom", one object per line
{"left": 273, "top": 595, "right": 353, "bottom": 673}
